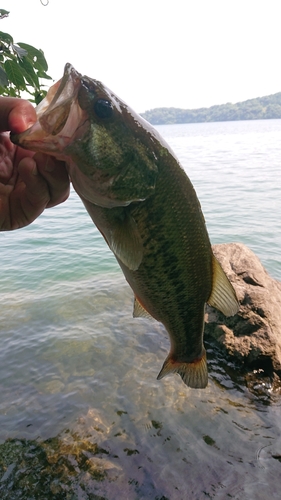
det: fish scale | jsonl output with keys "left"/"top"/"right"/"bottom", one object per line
{"left": 11, "top": 63, "right": 239, "bottom": 389}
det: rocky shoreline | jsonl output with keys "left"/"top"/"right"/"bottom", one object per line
{"left": 205, "top": 242, "right": 281, "bottom": 382}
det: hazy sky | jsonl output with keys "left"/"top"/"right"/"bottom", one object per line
{"left": 2, "top": 0, "right": 281, "bottom": 113}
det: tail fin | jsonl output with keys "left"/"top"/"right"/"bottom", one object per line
{"left": 157, "top": 350, "right": 208, "bottom": 389}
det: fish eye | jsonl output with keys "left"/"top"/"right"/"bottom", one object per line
{"left": 94, "top": 98, "right": 113, "bottom": 119}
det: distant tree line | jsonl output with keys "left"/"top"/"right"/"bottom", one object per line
{"left": 140, "top": 92, "right": 281, "bottom": 125}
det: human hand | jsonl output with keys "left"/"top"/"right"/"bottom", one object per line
{"left": 0, "top": 97, "right": 70, "bottom": 231}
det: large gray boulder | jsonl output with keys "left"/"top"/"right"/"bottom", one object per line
{"left": 205, "top": 242, "right": 281, "bottom": 378}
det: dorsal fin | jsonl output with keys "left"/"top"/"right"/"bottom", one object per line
{"left": 208, "top": 255, "right": 239, "bottom": 316}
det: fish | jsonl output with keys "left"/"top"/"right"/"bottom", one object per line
{"left": 11, "top": 63, "right": 239, "bottom": 389}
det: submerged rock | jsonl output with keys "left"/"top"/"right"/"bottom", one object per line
{"left": 205, "top": 242, "right": 281, "bottom": 380}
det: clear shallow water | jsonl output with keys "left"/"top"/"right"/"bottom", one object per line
{"left": 1, "top": 120, "right": 281, "bottom": 499}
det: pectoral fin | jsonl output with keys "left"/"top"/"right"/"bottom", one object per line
{"left": 108, "top": 212, "right": 143, "bottom": 271}
{"left": 208, "top": 256, "right": 239, "bottom": 316}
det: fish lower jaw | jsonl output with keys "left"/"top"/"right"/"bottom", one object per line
{"left": 19, "top": 136, "right": 72, "bottom": 156}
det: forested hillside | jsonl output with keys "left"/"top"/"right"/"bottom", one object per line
{"left": 141, "top": 92, "right": 281, "bottom": 125}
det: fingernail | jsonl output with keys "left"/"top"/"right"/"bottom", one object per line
{"left": 21, "top": 105, "right": 37, "bottom": 130}
{"left": 32, "top": 164, "right": 38, "bottom": 175}
{"left": 21, "top": 115, "right": 36, "bottom": 131}
{"left": 25, "top": 121, "right": 36, "bottom": 130}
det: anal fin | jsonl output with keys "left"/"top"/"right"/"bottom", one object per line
{"left": 208, "top": 255, "right": 239, "bottom": 316}
{"left": 157, "top": 349, "right": 208, "bottom": 389}
{"left": 133, "top": 297, "right": 154, "bottom": 320}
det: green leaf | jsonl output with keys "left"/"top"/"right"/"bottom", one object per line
{"left": 4, "top": 59, "right": 25, "bottom": 88}
{"left": 12, "top": 44, "right": 28, "bottom": 58}
{"left": 18, "top": 43, "right": 48, "bottom": 71}
{"left": 19, "top": 58, "right": 39, "bottom": 88}
{"left": 36, "top": 71, "right": 52, "bottom": 80}
{"left": 0, "top": 26, "right": 52, "bottom": 101}
{"left": 0, "top": 31, "right": 13, "bottom": 44}
{"left": 32, "top": 51, "right": 48, "bottom": 72}
{"left": 20, "top": 67, "right": 38, "bottom": 89}
{"left": 0, "top": 64, "right": 8, "bottom": 86}
{"left": 0, "top": 9, "right": 9, "bottom": 18}
{"left": 35, "top": 89, "right": 47, "bottom": 105}
{"left": 0, "top": 51, "right": 17, "bottom": 61}
{"left": 0, "top": 86, "right": 18, "bottom": 98}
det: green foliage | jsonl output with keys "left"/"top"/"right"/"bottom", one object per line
{"left": 141, "top": 93, "right": 281, "bottom": 125}
{"left": 0, "top": 10, "right": 52, "bottom": 104}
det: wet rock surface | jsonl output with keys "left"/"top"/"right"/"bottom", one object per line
{"left": 205, "top": 242, "right": 281, "bottom": 381}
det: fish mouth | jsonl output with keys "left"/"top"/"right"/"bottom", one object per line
{"left": 11, "top": 63, "right": 87, "bottom": 154}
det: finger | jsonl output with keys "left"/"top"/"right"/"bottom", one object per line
{"left": 35, "top": 153, "right": 70, "bottom": 208}
{"left": 0, "top": 97, "right": 36, "bottom": 134}
{"left": 12, "top": 156, "right": 51, "bottom": 228}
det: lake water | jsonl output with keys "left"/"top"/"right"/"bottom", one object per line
{"left": 1, "top": 119, "right": 281, "bottom": 499}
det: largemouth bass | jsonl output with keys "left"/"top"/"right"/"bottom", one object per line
{"left": 11, "top": 64, "right": 239, "bottom": 389}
